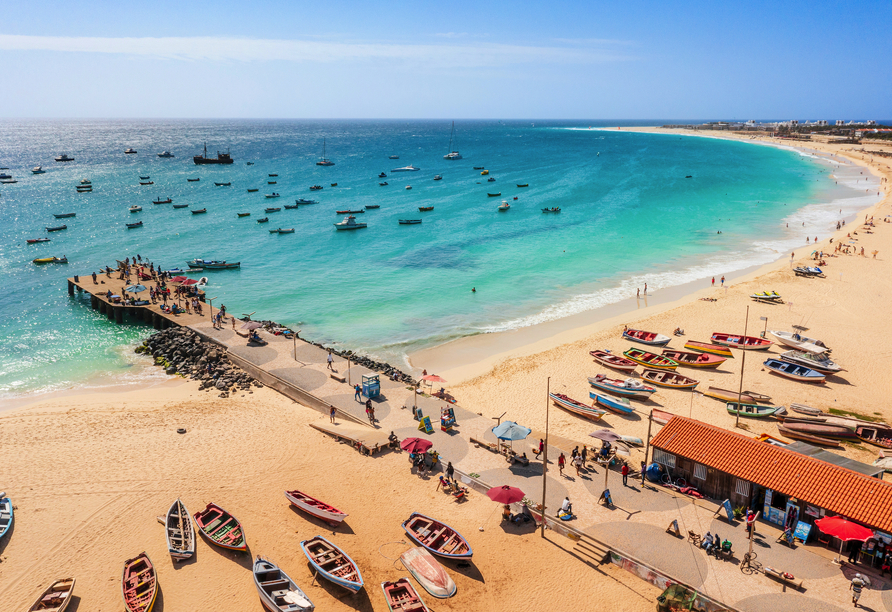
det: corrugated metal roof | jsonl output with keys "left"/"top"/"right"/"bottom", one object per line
{"left": 651, "top": 416, "right": 892, "bottom": 532}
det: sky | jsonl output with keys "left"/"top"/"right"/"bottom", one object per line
{"left": 1, "top": 0, "right": 890, "bottom": 119}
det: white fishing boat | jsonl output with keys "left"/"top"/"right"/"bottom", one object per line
{"left": 32, "top": 166, "right": 46, "bottom": 174}
{"left": 129, "top": 205, "right": 142, "bottom": 212}
{"left": 769, "top": 330, "right": 830, "bottom": 354}
{"left": 392, "top": 165, "right": 420, "bottom": 172}
{"left": 778, "top": 350, "right": 843, "bottom": 374}
{"left": 498, "top": 200, "right": 510, "bottom": 211}
{"left": 157, "top": 151, "right": 175, "bottom": 158}
{"left": 443, "top": 121, "right": 462, "bottom": 160}
{"left": 334, "top": 215, "right": 367, "bottom": 230}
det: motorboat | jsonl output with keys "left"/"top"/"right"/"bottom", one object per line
{"left": 434, "top": 175, "right": 442, "bottom": 180}
{"left": 33, "top": 256, "right": 68, "bottom": 264}
{"left": 379, "top": 172, "right": 387, "bottom": 178}
{"left": 778, "top": 350, "right": 843, "bottom": 374}
{"left": 271, "top": 228, "right": 295, "bottom": 234}
{"left": 296, "top": 198, "right": 317, "bottom": 204}
{"left": 265, "top": 193, "right": 280, "bottom": 198}
{"left": 238, "top": 212, "right": 251, "bottom": 217}
{"left": 188, "top": 178, "right": 200, "bottom": 182}
{"left": 129, "top": 205, "right": 142, "bottom": 212}
{"left": 541, "top": 207, "right": 561, "bottom": 213}
{"left": 157, "top": 151, "right": 175, "bottom": 158}
{"left": 32, "top": 166, "right": 45, "bottom": 174}
{"left": 498, "top": 201, "right": 510, "bottom": 211}
{"left": 406, "top": 185, "right": 412, "bottom": 190}
{"left": 379, "top": 182, "right": 388, "bottom": 186}
{"left": 399, "top": 219, "right": 422, "bottom": 225}
{"left": 334, "top": 215, "right": 367, "bottom": 230}
{"left": 55, "top": 154, "right": 74, "bottom": 162}
{"left": 487, "top": 177, "right": 496, "bottom": 182}
{"left": 392, "top": 165, "right": 420, "bottom": 172}
{"left": 768, "top": 330, "right": 830, "bottom": 354}
{"left": 124, "top": 148, "right": 137, "bottom": 154}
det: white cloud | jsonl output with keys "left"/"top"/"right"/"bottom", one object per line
{"left": 0, "top": 34, "right": 633, "bottom": 67}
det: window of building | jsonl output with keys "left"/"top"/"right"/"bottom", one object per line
{"left": 736, "top": 479, "right": 751, "bottom": 497}
{"left": 694, "top": 463, "right": 707, "bottom": 481}
{"left": 653, "top": 449, "right": 676, "bottom": 469}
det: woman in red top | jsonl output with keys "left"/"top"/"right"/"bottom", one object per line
{"left": 558, "top": 453, "right": 566, "bottom": 476}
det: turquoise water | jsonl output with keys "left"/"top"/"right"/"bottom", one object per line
{"left": 0, "top": 120, "right": 853, "bottom": 398}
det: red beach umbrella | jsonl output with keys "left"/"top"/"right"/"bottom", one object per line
{"left": 486, "top": 485, "right": 525, "bottom": 504}
{"left": 170, "top": 276, "right": 188, "bottom": 282}
{"left": 814, "top": 516, "right": 874, "bottom": 563}
{"left": 181, "top": 278, "right": 199, "bottom": 286}
{"left": 400, "top": 437, "right": 433, "bottom": 454}
{"left": 421, "top": 374, "right": 447, "bottom": 383}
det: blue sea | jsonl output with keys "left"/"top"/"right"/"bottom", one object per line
{"left": 0, "top": 120, "right": 871, "bottom": 400}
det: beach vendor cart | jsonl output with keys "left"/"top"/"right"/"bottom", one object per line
{"left": 362, "top": 373, "right": 380, "bottom": 399}
{"left": 441, "top": 406, "right": 457, "bottom": 431}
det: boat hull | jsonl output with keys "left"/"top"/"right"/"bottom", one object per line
{"left": 623, "top": 349, "right": 678, "bottom": 371}
{"left": 29, "top": 578, "right": 75, "bottom": 612}
{"left": 253, "top": 556, "right": 315, "bottom": 612}
{"left": 549, "top": 393, "right": 605, "bottom": 421}
{"left": 725, "top": 403, "right": 782, "bottom": 418}
{"left": 661, "top": 349, "right": 725, "bottom": 369}
{"left": 193, "top": 503, "right": 247, "bottom": 551}
{"left": 641, "top": 370, "right": 698, "bottom": 389}
{"left": 763, "top": 359, "right": 825, "bottom": 383}
{"left": 589, "top": 391, "right": 634, "bottom": 414}
{"left": 382, "top": 578, "right": 430, "bottom": 612}
{"left": 285, "top": 490, "right": 347, "bottom": 526}
{"left": 588, "top": 375, "right": 655, "bottom": 399}
{"left": 711, "top": 333, "right": 772, "bottom": 350}
{"left": 165, "top": 498, "right": 195, "bottom": 561}
{"left": 399, "top": 547, "right": 456, "bottom": 599}
{"left": 777, "top": 425, "right": 841, "bottom": 447}
{"left": 121, "top": 553, "right": 157, "bottom": 612}
{"left": 622, "top": 329, "right": 671, "bottom": 346}
{"left": 590, "top": 350, "right": 637, "bottom": 372}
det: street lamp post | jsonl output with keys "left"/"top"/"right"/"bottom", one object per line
{"left": 541, "top": 377, "right": 550, "bottom": 538}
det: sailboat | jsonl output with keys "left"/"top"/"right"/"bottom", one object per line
{"left": 443, "top": 121, "right": 462, "bottom": 160}
{"left": 316, "top": 138, "right": 335, "bottom": 166}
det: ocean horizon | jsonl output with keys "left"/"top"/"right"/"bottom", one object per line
{"left": 0, "top": 119, "right": 878, "bottom": 400}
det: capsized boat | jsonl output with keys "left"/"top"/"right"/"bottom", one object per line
{"left": 725, "top": 403, "right": 784, "bottom": 418}
{"left": 684, "top": 340, "right": 734, "bottom": 357}
{"left": 778, "top": 421, "right": 858, "bottom": 439}
{"left": 776, "top": 424, "right": 840, "bottom": 447}
{"left": 334, "top": 215, "right": 367, "bottom": 230}
{"left": 549, "top": 393, "right": 606, "bottom": 421}
{"left": 623, "top": 328, "right": 671, "bottom": 346}
{"left": 164, "top": 498, "right": 195, "bottom": 562}
{"left": 661, "top": 349, "right": 725, "bottom": 369}
{"left": 778, "top": 350, "right": 843, "bottom": 374}
{"left": 402, "top": 512, "right": 472, "bottom": 559}
{"left": 768, "top": 330, "right": 830, "bottom": 354}
{"left": 300, "top": 536, "right": 364, "bottom": 593}
{"left": 399, "top": 546, "right": 456, "bottom": 599}
{"left": 0, "top": 492, "right": 13, "bottom": 539}
{"left": 193, "top": 502, "right": 247, "bottom": 551}
{"left": 121, "top": 552, "right": 157, "bottom": 612}
{"left": 623, "top": 348, "right": 678, "bottom": 371}
{"left": 711, "top": 333, "right": 772, "bottom": 350}
{"left": 27, "top": 577, "right": 75, "bottom": 612}
{"left": 789, "top": 402, "right": 824, "bottom": 416}
{"left": 285, "top": 490, "right": 348, "bottom": 527}
{"left": 763, "top": 358, "right": 826, "bottom": 383}
{"left": 589, "top": 374, "right": 657, "bottom": 399}
{"left": 253, "top": 556, "right": 315, "bottom": 612}
{"left": 590, "top": 349, "right": 637, "bottom": 373}
{"left": 589, "top": 391, "right": 634, "bottom": 415}
{"left": 641, "top": 370, "right": 699, "bottom": 390}
{"left": 873, "top": 450, "right": 892, "bottom": 473}
{"left": 382, "top": 578, "right": 431, "bottom": 612}
{"left": 651, "top": 409, "right": 676, "bottom": 425}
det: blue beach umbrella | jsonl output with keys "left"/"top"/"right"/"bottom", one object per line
{"left": 491, "top": 421, "right": 532, "bottom": 453}
{"left": 126, "top": 284, "right": 147, "bottom": 293}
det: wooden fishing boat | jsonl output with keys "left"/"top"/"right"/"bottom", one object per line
{"left": 776, "top": 424, "right": 840, "bottom": 447}
{"left": 418, "top": 206, "right": 434, "bottom": 212}
{"left": 711, "top": 333, "right": 773, "bottom": 350}
{"left": 683, "top": 340, "right": 733, "bottom": 357}
{"left": 46, "top": 225, "right": 67, "bottom": 232}
{"left": 487, "top": 192, "right": 501, "bottom": 197}
{"left": 285, "top": 490, "right": 348, "bottom": 527}
{"left": 188, "top": 178, "right": 200, "bottom": 182}
{"left": 265, "top": 207, "right": 282, "bottom": 213}
{"left": 365, "top": 204, "right": 381, "bottom": 209}
{"left": 402, "top": 513, "right": 472, "bottom": 559}
{"left": 588, "top": 374, "right": 657, "bottom": 399}
{"left": 661, "top": 349, "right": 726, "bottom": 369}
{"left": 266, "top": 193, "right": 281, "bottom": 198}
{"left": 778, "top": 350, "right": 843, "bottom": 374}
{"left": 399, "top": 547, "right": 456, "bottom": 599}
{"left": 253, "top": 556, "right": 315, "bottom": 612}
{"left": 651, "top": 409, "right": 675, "bottom": 425}
{"left": 247, "top": 188, "right": 259, "bottom": 192}
{"left": 590, "top": 349, "right": 637, "bottom": 372}
{"left": 215, "top": 182, "right": 231, "bottom": 186}
{"left": 641, "top": 370, "right": 699, "bottom": 390}
{"left": 789, "top": 402, "right": 824, "bottom": 416}
{"left": 517, "top": 183, "right": 529, "bottom": 187}
{"left": 778, "top": 421, "right": 858, "bottom": 439}
{"left": 0, "top": 492, "right": 12, "bottom": 539}
{"left": 193, "top": 502, "right": 247, "bottom": 551}
{"left": 139, "top": 176, "right": 150, "bottom": 180}
{"left": 121, "top": 552, "right": 157, "bottom": 612}
{"left": 164, "top": 498, "right": 195, "bottom": 561}
{"left": 139, "top": 181, "right": 154, "bottom": 185}
{"left": 623, "top": 348, "right": 678, "bottom": 371}
{"left": 173, "top": 204, "right": 188, "bottom": 209}
{"left": 856, "top": 426, "right": 892, "bottom": 449}
{"left": 269, "top": 174, "right": 279, "bottom": 177}
{"left": 27, "top": 238, "right": 51, "bottom": 243}
{"left": 381, "top": 578, "right": 430, "bottom": 612}
{"left": 763, "top": 359, "right": 826, "bottom": 383}
{"left": 273, "top": 228, "right": 295, "bottom": 234}
{"left": 54, "top": 213, "right": 76, "bottom": 218}
{"left": 27, "top": 578, "right": 75, "bottom": 612}
{"left": 152, "top": 197, "right": 172, "bottom": 204}
{"left": 589, "top": 391, "right": 634, "bottom": 414}
{"left": 622, "top": 328, "right": 671, "bottom": 346}
{"left": 191, "top": 208, "right": 207, "bottom": 214}
{"left": 769, "top": 330, "right": 830, "bottom": 354}
{"left": 726, "top": 403, "right": 784, "bottom": 418}
{"left": 284, "top": 204, "right": 299, "bottom": 209}
{"left": 300, "top": 536, "right": 364, "bottom": 593}
{"left": 702, "top": 386, "right": 756, "bottom": 404}
{"left": 268, "top": 181, "right": 277, "bottom": 184}
{"left": 336, "top": 209, "right": 364, "bottom": 214}
{"left": 309, "top": 185, "right": 323, "bottom": 191}
{"left": 399, "top": 219, "right": 422, "bottom": 225}
{"left": 549, "top": 393, "right": 605, "bottom": 421}
{"left": 238, "top": 212, "right": 251, "bottom": 217}
{"left": 126, "top": 221, "right": 143, "bottom": 228}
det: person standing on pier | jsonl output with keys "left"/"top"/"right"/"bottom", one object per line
{"left": 327, "top": 350, "right": 334, "bottom": 370}
{"left": 354, "top": 384, "right": 362, "bottom": 402}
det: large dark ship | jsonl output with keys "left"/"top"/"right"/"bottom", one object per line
{"left": 193, "top": 142, "right": 234, "bottom": 165}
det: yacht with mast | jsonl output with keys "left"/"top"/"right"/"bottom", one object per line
{"left": 444, "top": 121, "right": 462, "bottom": 160}
{"left": 316, "top": 138, "right": 334, "bottom": 166}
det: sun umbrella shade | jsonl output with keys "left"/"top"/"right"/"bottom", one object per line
{"left": 125, "top": 284, "right": 147, "bottom": 293}
{"left": 814, "top": 516, "right": 874, "bottom": 542}
{"left": 491, "top": 421, "right": 532, "bottom": 441}
{"left": 170, "top": 275, "right": 188, "bottom": 282}
{"left": 241, "top": 321, "right": 263, "bottom": 330}
{"left": 421, "top": 374, "right": 447, "bottom": 383}
{"left": 589, "top": 430, "right": 624, "bottom": 443}
{"left": 181, "top": 278, "right": 199, "bottom": 285}
{"left": 400, "top": 437, "right": 433, "bottom": 454}
{"left": 487, "top": 485, "right": 525, "bottom": 504}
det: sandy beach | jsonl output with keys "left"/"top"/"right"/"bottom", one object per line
{"left": 3, "top": 127, "right": 892, "bottom": 611}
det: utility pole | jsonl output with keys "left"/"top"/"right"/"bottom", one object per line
{"left": 735, "top": 305, "right": 750, "bottom": 429}
{"left": 641, "top": 409, "right": 654, "bottom": 486}
{"left": 541, "top": 377, "right": 550, "bottom": 538}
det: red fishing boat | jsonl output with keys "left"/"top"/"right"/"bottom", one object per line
{"left": 661, "top": 349, "right": 726, "bottom": 369}
{"left": 121, "top": 553, "right": 157, "bottom": 612}
{"left": 549, "top": 393, "right": 606, "bottom": 421}
{"left": 710, "top": 333, "right": 772, "bottom": 350}
{"left": 402, "top": 513, "right": 472, "bottom": 559}
{"left": 590, "top": 350, "right": 637, "bottom": 373}
{"left": 622, "top": 328, "right": 671, "bottom": 346}
{"left": 381, "top": 578, "right": 430, "bottom": 612}
{"left": 640, "top": 370, "right": 699, "bottom": 390}
{"left": 285, "top": 490, "right": 348, "bottom": 526}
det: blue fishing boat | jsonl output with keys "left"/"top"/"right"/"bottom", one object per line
{"left": 589, "top": 391, "right": 635, "bottom": 415}
{"left": 763, "top": 359, "right": 826, "bottom": 383}
{"left": 0, "top": 492, "right": 13, "bottom": 540}
{"left": 588, "top": 374, "right": 656, "bottom": 399}
{"left": 300, "top": 536, "right": 363, "bottom": 593}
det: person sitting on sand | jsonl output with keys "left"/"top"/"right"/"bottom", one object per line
{"left": 502, "top": 504, "right": 512, "bottom": 521}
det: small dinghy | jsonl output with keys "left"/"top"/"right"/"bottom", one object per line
{"left": 623, "top": 348, "right": 678, "bottom": 371}
{"left": 725, "top": 403, "right": 784, "bottom": 418}
{"left": 418, "top": 206, "right": 434, "bottom": 212}
{"left": 588, "top": 374, "right": 657, "bottom": 399}
{"left": 54, "top": 213, "right": 76, "bottom": 218}
{"left": 265, "top": 207, "right": 282, "bottom": 213}
{"left": 247, "top": 188, "right": 259, "bottom": 192}
{"left": 549, "top": 392, "right": 606, "bottom": 421}
{"left": 253, "top": 556, "right": 315, "bottom": 612}
{"left": 46, "top": 225, "right": 67, "bottom": 232}
{"left": 683, "top": 340, "right": 734, "bottom": 357}
{"left": 190, "top": 208, "right": 207, "bottom": 214}
{"left": 0, "top": 492, "right": 13, "bottom": 539}
{"left": 661, "top": 349, "right": 725, "bottom": 369}
{"left": 402, "top": 513, "right": 472, "bottom": 559}
{"left": 187, "top": 178, "right": 200, "bottom": 182}
{"left": 622, "top": 328, "right": 671, "bottom": 346}
{"left": 121, "top": 552, "right": 157, "bottom": 612}
{"left": 28, "top": 578, "right": 75, "bottom": 612}
{"left": 487, "top": 192, "right": 501, "bottom": 197}
{"left": 152, "top": 197, "right": 172, "bottom": 204}
{"left": 126, "top": 221, "right": 143, "bottom": 228}
{"left": 399, "top": 547, "right": 456, "bottom": 599}
{"left": 129, "top": 205, "right": 142, "bottom": 212}
{"left": 215, "top": 182, "right": 231, "bottom": 186}
{"left": 590, "top": 349, "right": 637, "bottom": 372}
{"left": 173, "top": 204, "right": 188, "bottom": 209}
{"left": 257, "top": 217, "right": 269, "bottom": 223}
{"left": 300, "top": 536, "right": 364, "bottom": 593}
{"left": 238, "top": 212, "right": 251, "bottom": 217}
{"left": 285, "top": 490, "right": 348, "bottom": 527}
{"left": 589, "top": 391, "right": 634, "bottom": 414}
{"left": 399, "top": 219, "right": 422, "bottom": 225}
{"left": 164, "top": 498, "right": 195, "bottom": 562}
{"left": 640, "top": 370, "right": 699, "bottom": 390}
{"left": 382, "top": 578, "right": 431, "bottom": 612}
{"left": 711, "top": 332, "right": 772, "bottom": 350}
{"left": 193, "top": 502, "right": 246, "bottom": 551}
{"left": 763, "top": 358, "right": 826, "bottom": 383}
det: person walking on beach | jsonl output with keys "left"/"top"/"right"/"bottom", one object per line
{"left": 720, "top": 276, "right": 725, "bottom": 286}
{"left": 327, "top": 350, "right": 334, "bottom": 370}
{"left": 558, "top": 453, "right": 566, "bottom": 475}
{"left": 571, "top": 446, "right": 579, "bottom": 461}
{"left": 329, "top": 405, "right": 336, "bottom": 423}
{"left": 534, "top": 438, "right": 544, "bottom": 459}
{"left": 644, "top": 283, "right": 648, "bottom": 295}
{"left": 446, "top": 461, "right": 455, "bottom": 482}
{"left": 850, "top": 573, "right": 867, "bottom": 607}
{"left": 711, "top": 277, "right": 715, "bottom": 286}
{"left": 581, "top": 445, "right": 588, "bottom": 466}
{"left": 573, "top": 454, "right": 583, "bottom": 476}
{"left": 354, "top": 384, "right": 362, "bottom": 402}
{"left": 636, "top": 288, "right": 640, "bottom": 299}
{"left": 621, "top": 461, "right": 629, "bottom": 486}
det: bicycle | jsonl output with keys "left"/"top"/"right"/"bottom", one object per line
{"left": 739, "top": 551, "right": 762, "bottom": 575}
{"left": 661, "top": 472, "right": 688, "bottom": 488}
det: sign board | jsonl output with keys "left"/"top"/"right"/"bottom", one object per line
{"left": 793, "top": 521, "right": 812, "bottom": 543}
{"left": 418, "top": 416, "right": 433, "bottom": 434}
{"left": 721, "top": 499, "right": 734, "bottom": 522}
